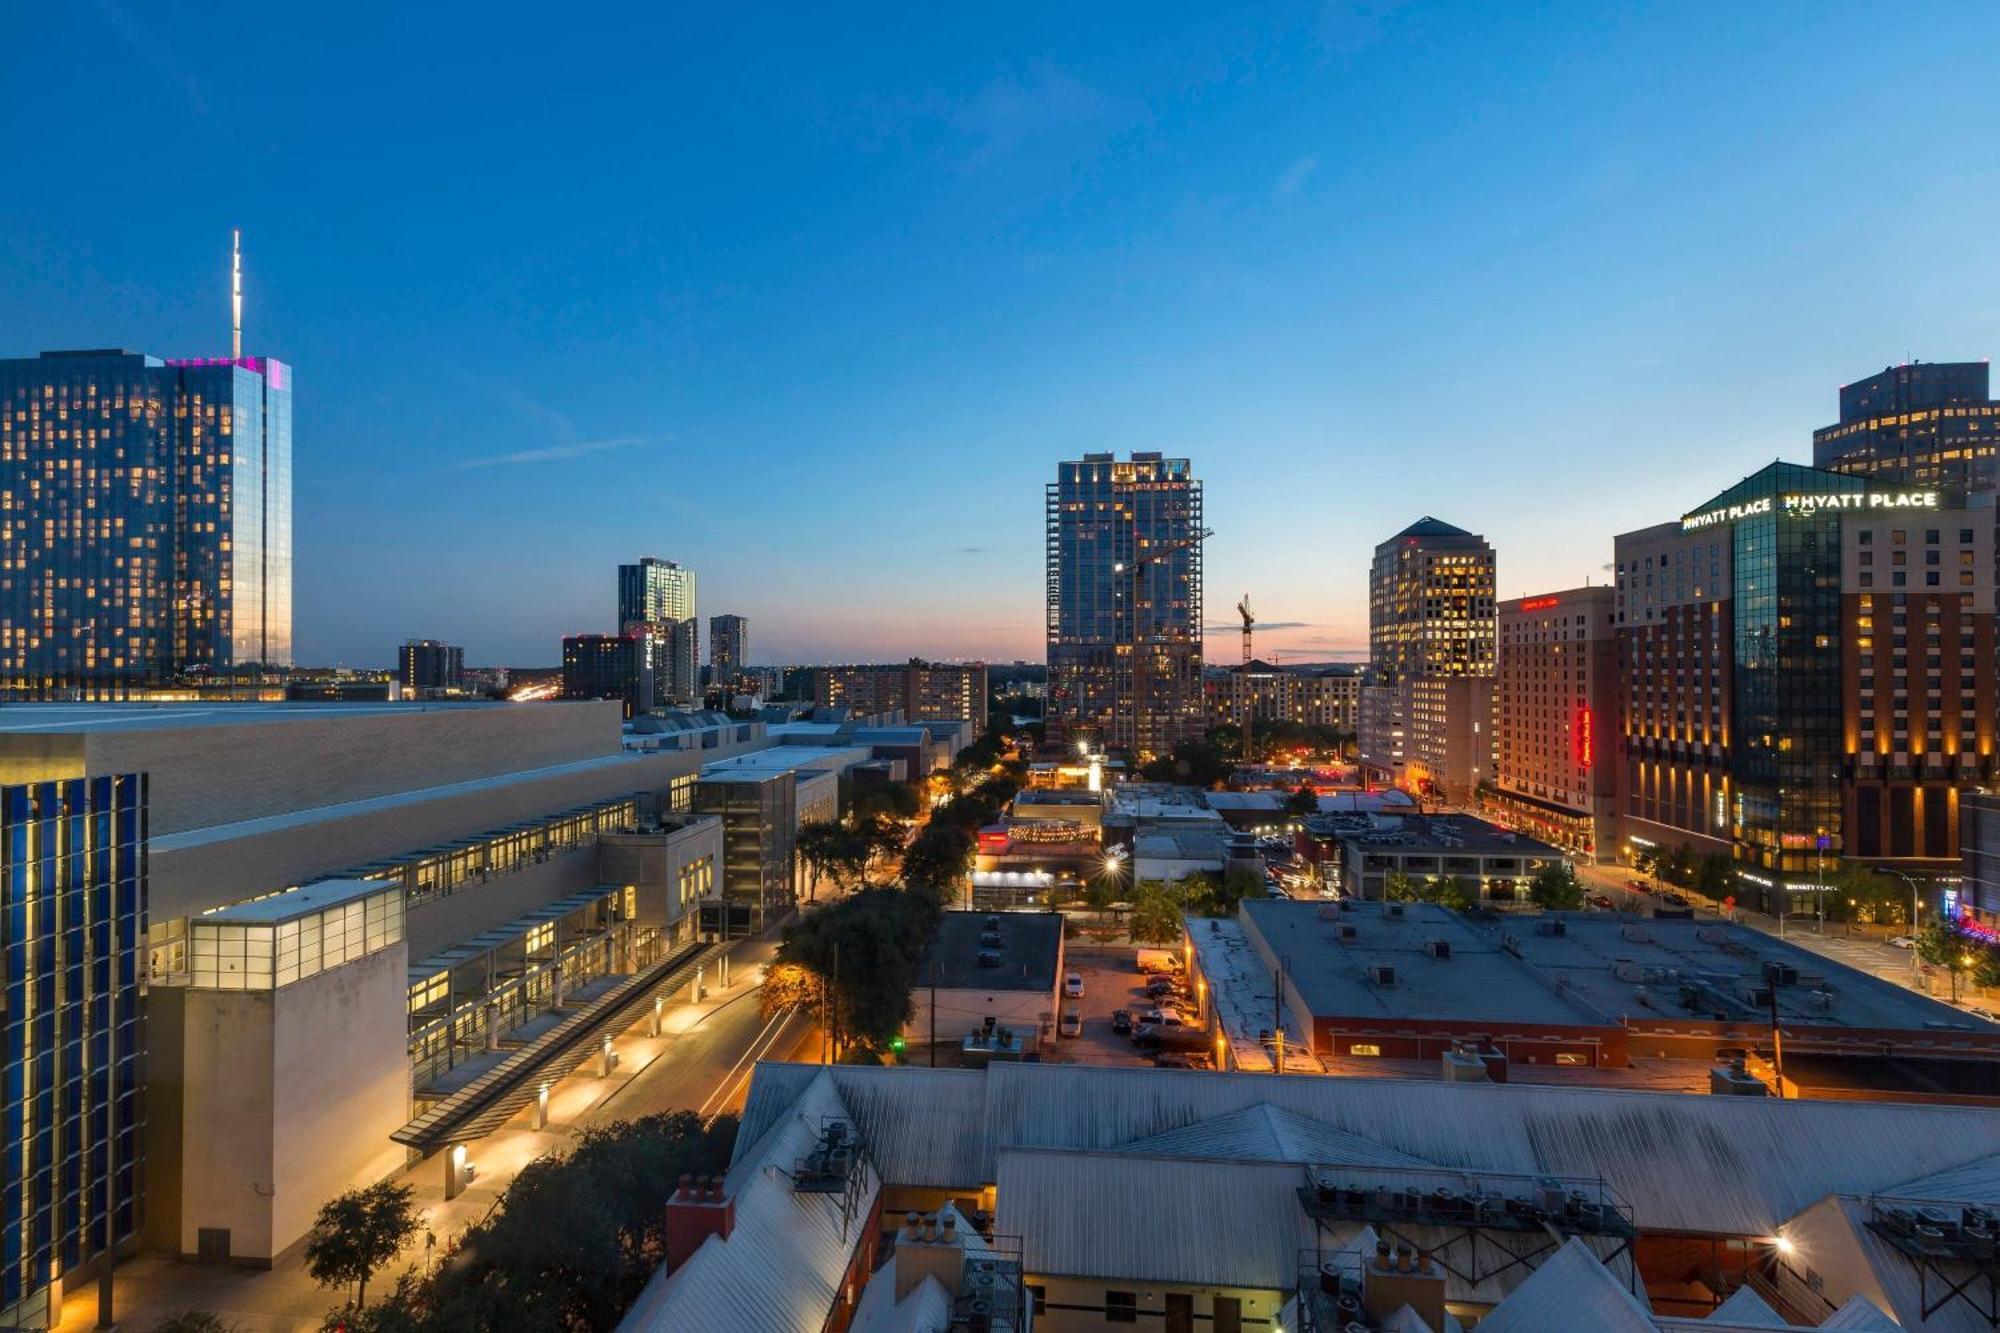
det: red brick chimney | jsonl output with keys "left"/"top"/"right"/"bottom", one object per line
{"left": 665, "top": 1173, "right": 735, "bottom": 1269}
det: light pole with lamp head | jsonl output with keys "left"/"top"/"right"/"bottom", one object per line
{"left": 1881, "top": 868, "right": 1924, "bottom": 981}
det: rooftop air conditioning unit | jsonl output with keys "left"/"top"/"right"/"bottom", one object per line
{"left": 977, "top": 950, "right": 1001, "bottom": 968}
{"left": 1424, "top": 939, "right": 1451, "bottom": 960}
{"left": 1534, "top": 918, "right": 1566, "bottom": 937}
{"left": 1762, "top": 961, "right": 1799, "bottom": 987}
{"left": 1613, "top": 960, "right": 1644, "bottom": 983}
{"left": 1369, "top": 964, "right": 1396, "bottom": 986}
{"left": 1339, "top": 923, "right": 1358, "bottom": 940}
{"left": 1386, "top": 903, "right": 1406, "bottom": 919}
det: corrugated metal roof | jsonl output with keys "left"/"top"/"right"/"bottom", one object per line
{"left": 1879, "top": 1149, "right": 2000, "bottom": 1205}
{"left": 1468, "top": 1238, "right": 1657, "bottom": 1333}
{"left": 1110, "top": 1101, "right": 1433, "bottom": 1167}
{"left": 849, "top": 1272, "right": 952, "bottom": 1333}
{"left": 1820, "top": 1293, "right": 1902, "bottom": 1331}
{"left": 1823, "top": 1195, "right": 1992, "bottom": 1333}
{"left": 735, "top": 1060, "right": 2000, "bottom": 1252}
{"left": 1704, "top": 1287, "right": 1787, "bottom": 1326}
{"left": 995, "top": 1151, "right": 1318, "bottom": 1291}
{"left": 621, "top": 1070, "right": 879, "bottom": 1332}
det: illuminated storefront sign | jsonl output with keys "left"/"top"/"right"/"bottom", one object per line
{"left": 1681, "top": 489, "right": 1940, "bottom": 532}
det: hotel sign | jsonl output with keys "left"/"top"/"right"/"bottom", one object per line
{"left": 1681, "top": 489, "right": 1939, "bottom": 532}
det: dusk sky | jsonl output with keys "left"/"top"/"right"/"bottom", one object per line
{"left": 7, "top": 3, "right": 2000, "bottom": 668}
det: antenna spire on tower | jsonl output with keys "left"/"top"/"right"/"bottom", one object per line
{"left": 231, "top": 228, "right": 243, "bottom": 360}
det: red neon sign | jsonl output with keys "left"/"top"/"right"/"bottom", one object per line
{"left": 1520, "top": 596, "right": 1561, "bottom": 612}
{"left": 1574, "top": 704, "right": 1594, "bottom": 771}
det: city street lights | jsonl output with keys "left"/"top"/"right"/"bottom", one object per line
{"left": 1882, "top": 868, "right": 1924, "bottom": 980}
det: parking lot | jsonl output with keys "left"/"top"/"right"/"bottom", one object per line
{"left": 1051, "top": 948, "right": 1203, "bottom": 1068}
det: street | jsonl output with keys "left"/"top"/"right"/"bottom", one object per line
{"left": 55, "top": 935, "right": 822, "bottom": 1333}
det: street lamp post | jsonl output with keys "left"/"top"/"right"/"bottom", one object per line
{"left": 1882, "top": 869, "right": 1923, "bottom": 980}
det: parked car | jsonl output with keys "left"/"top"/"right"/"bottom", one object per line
{"left": 1152, "top": 1051, "right": 1212, "bottom": 1070}
{"left": 1968, "top": 1007, "right": 1999, "bottom": 1024}
{"left": 1110, "top": 1008, "right": 1133, "bottom": 1034}
{"left": 1063, "top": 972, "right": 1084, "bottom": 998}
{"left": 1888, "top": 935, "right": 1917, "bottom": 949}
{"left": 1627, "top": 879, "right": 1652, "bottom": 893}
{"left": 1660, "top": 892, "right": 1690, "bottom": 908}
{"left": 1144, "top": 977, "right": 1180, "bottom": 998}
{"left": 1589, "top": 894, "right": 1615, "bottom": 910}
{"left": 1059, "top": 1011, "right": 1083, "bottom": 1038}
{"left": 1140, "top": 1006, "right": 1185, "bottom": 1028}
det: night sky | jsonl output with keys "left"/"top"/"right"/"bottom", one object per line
{"left": 7, "top": 2, "right": 2000, "bottom": 666}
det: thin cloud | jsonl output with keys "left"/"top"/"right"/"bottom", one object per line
{"left": 955, "top": 545, "right": 993, "bottom": 555}
{"left": 95, "top": 0, "right": 218, "bottom": 129}
{"left": 1273, "top": 154, "right": 1320, "bottom": 199}
{"left": 1204, "top": 620, "right": 1315, "bottom": 633}
{"left": 453, "top": 437, "right": 650, "bottom": 470}
{"left": 950, "top": 63, "right": 1111, "bottom": 165}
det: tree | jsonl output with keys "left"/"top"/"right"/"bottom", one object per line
{"left": 902, "top": 824, "right": 972, "bottom": 898}
{"left": 851, "top": 781, "right": 921, "bottom": 825}
{"left": 759, "top": 960, "right": 818, "bottom": 1022}
{"left": 1830, "top": 863, "right": 1906, "bottom": 925}
{"left": 1382, "top": 871, "right": 1420, "bottom": 903}
{"left": 794, "top": 821, "right": 846, "bottom": 902}
{"left": 1527, "top": 862, "right": 1586, "bottom": 911}
{"left": 1128, "top": 882, "right": 1186, "bottom": 945}
{"left": 304, "top": 1181, "right": 422, "bottom": 1309}
{"left": 1631, "top": 845, "right": 1661, "bottom": 879}
{"left": 776, "top": 887, "right": 943, "bottom": 1053}
{"left": 1422, "top": 874, "right": 1476, "bottom": 912}
{"left": 1137, "top": 738, "right": 1233, "bottom": 788}
{"left": 1694, "top": 853, "right": 1734, "bottom": 900}
{"left": 1283, "top": 783, "right": 1320, "bottom": 818}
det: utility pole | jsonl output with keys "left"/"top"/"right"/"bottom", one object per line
{"left": 831, "top": 940, "right": 841, "bottom": 1064}
{"left": 1768, "top": 984, "right": 1785, "bottom": 1098}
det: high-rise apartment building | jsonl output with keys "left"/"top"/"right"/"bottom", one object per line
{"left": 1362, "top": 518, "right": 1496, "bottom": 791}
{"left": 1045, "top": 452, "right": 1204, "bottom": 756}
{"left": 1615, "top": 461, "right": 1996, "bottom": 914}
{"left": 1491, "top": 587, "right": 1618, "bottom": 857}
{"left": 0, "top": 349, "right": 294, "bottom": 696}
{"left": 807, "top": 659, "right": 989, "bottom": 727}
{"left": 0, "top": 773, "right": 146, "bottom": 1331}
{"left": 397, "top": 639, "right": 464, "bottom": 694}
{"left": 618, "top": 556, "right": 695, "bottom": 626}
{"left": 1207, "top": 663, "right": 1360, "bottom": 734}
{"left": 710, "top": 614, "right": 748, "bottom": 684}
{"left": 1813, "top": 360, "right": 2000, "bottom": 492}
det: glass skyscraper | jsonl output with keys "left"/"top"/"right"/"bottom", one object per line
{"left": 0, "top": 773, "right": 147, "bottom": 1331}
{"left": 0, "top": 350, "right": 294, "bottom": 697}
{"left": 1814, "top": 360, "right": 2000, "bottom": 492}
{"left": 1045, "top": 452, "right": 1204, "bottom": 757}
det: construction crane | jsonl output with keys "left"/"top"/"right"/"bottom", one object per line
{"left": 1237, "top": 594, "right": 1256, "bottom": 762}
{"left": 1114, "top": 526, "right": 1213, "bottom": 760}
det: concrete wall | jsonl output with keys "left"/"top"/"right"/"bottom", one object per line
{"left": 69, "top": 703, "right": 625, "bottom": 836}
{"left": 151, "top": 745, "right": 733, "bottom": 920}
{"left": 598, "top": 818, "right": 724, "bottom": 935}
{"left": 171, "top": 942, "right": 410, "bottom": 1263}
{"left": 404, "top": 847, "right": 600, "bottom": 961}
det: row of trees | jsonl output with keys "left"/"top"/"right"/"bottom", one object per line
{"left": 1915, "top": 918, "right": 2000, "bottom": 993}
{"left": 300, "top": 1112, "right": 739, "bottom": 1331}
{"left": 1634, "top": 842, "right": 1916, "bottom": 925}
{"left": 1381, "top": 862, "right": 1586, "bottom": 911}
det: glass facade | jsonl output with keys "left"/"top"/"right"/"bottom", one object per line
{"left": 1814, "top": 360, "right": 2000, "bottom": 492}
{"left": 0, "top": 350, "right": 293, "bottom": 697}
{"left": 0, "top": 774, "right": 146, "bottom": 1330}
{"left": 1718, "top": 464, "right": 1862, "bottom": 872}
{"left": 186, "top": 882, "right": 403, "bottom": 992}
{"left": 1045, "top": 452, "right": 1204, "bottom": 756}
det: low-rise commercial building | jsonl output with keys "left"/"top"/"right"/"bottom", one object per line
{"left": 621, "top": 1058, "right": 2000, "bottom": 1331}
{"left": 1300, "top": 812, "right": 1561, "bottom": 902}
{"left": 904, "top": 910, "right": 1064, "bottom": 1058}
{"left": 1225, "top": 897, "right": 1998, "bottom": 1083}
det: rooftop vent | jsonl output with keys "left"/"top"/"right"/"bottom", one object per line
{"left": 1534, "top": 918, "right": 1567, "bottom": 937}
{"left": 977, "top": 950, "right": 1001, "bottom": 968}
{"left": 1369, "top": 964, "right": 1397, "bottom": 987}
{"left": 1424, "top": 939, "right": 1451, "bottom": 960}
{"left": 1338, "top": 923, "right": 1358, "bottom": 940}
{"left": 1385, "top": 902, "right": 1406, "bottom": 919}
{"left": 1762, "top": 960, "right": 1799, "bottom": 987}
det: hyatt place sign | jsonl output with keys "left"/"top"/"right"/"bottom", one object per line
{"left": 1681, "top": 489, "right": 1940, "bottom": 532}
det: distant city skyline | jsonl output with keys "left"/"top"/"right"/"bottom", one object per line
{"left": 8, "top": 7, "right": 2000, "bottom": 666}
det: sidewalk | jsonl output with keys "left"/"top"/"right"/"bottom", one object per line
{"left": 55, "top": 935, "right": 784, "bottom": 1333}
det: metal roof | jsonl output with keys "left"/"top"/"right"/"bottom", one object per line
{"left": 199, "top": 876, "right": 388, "bottom": 925}
{"left": 1703, "top": 1287, "right": 1788, "bottom": 1326}
{"left": 735, "top": 1061, "right": 2000, "bottom": 1239}
{"left": 1466, "top": 1238, "right": 1656, "bottom": 1333}
{"left": 1878, "top": 1149, "right": 2000, "bottom": 1205}
{"left": 996, "top": 1151, "right": 1318, "bottom": 1292}
{"left": 1110, "top": 1102, "right": 1431, "bottom": 1168}
{"left": 394, "top": 941, "right": 714, "bottom": 1149}
{"left": 619, "top": 1070, "right": 880, "bottom": 1333}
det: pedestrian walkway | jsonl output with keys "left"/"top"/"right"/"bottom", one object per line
{"left": 54, "top": 936, "right": 785, "bottom": 1333}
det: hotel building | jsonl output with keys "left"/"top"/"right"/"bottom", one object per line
{"left": 0, "top": 349, "right": 294, "bottom": 696}
{"left": 1490, "top": 587, "right": 1618, "bottom": 858}
{"left": 1615, "top": 461, "right": 1995, "bottom": 914}
{"left": 1045, "top": 452, "right": 1204, "bottom": 757}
